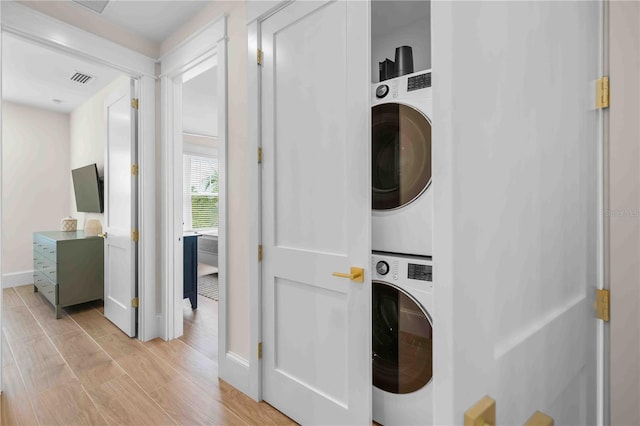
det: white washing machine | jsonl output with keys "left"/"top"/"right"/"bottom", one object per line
{"left": 372, "top": 251, "right": 433, "bottom": 426}
{"left": 372, "top": 70, "right": 432, "bottom": 257}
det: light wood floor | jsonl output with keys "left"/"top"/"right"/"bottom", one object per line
{"left": 1, "top": 284, "right": 295, "bottom": 425}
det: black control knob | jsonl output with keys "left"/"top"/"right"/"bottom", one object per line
{"left": 376, "top": 261, "right": 389, "bottom": 276}
{"left": 376, "top": 84, "right": 389, "bottom": 99}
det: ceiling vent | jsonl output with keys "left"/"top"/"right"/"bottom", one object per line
{"left": 70, "top": 72, "right": 95, "bottom": 85}
{"left": 72, "top": 0, "right": 109, "bottom": 14}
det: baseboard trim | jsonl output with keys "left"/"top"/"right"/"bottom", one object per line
{"left": 219, "top": 350, "right": 250, "bottom": 396}
{"left": 3, "top": 270, "right": 34, "bottom": 288}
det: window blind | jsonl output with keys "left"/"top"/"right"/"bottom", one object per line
{"left": 185, "top": 155, "right": 218, "bottom": 230}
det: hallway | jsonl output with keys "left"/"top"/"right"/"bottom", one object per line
{"left": 1, "top": 285, "right": 294, "bottom": 425}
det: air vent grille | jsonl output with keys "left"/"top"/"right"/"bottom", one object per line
{"left": 70, "top": 72, "right": 94, "bottom": 85}
{"left": 72, "top": 0, "right": 109, "bottom": 14}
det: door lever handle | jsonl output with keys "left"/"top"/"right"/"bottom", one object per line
{"left": 98, "top": 232, "right": 108, "bottom": 239}
{"left": 332, "top": 267, "right": 364, "bottom": 283}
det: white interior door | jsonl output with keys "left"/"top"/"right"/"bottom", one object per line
{"left": 432, "top": 1, "right": 600, "bottom": 424}
{"left": 261, "top": 1, "right": 370, "bottom": 424}
{"left": 104, "top": 79, "right": 137, "bottom": 337}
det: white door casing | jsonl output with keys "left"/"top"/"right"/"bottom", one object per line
{"left": 0, "top": 1, "right": 4, "bottom": 393}
{"left": 432, "top": 1, "right": 600, "bottom": 424}
{"left": 261, "top": 1, "right": 371, "bottom": 424}
{"left": 104, "top": 79, "right": 137, "bottom": 337}
{"left": 159, "top": 15, "right": 226, "bottom": 342}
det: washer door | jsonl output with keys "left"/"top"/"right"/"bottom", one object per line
{"left": 372, "top": 281, "right": 433, "bottom": 394}
{"left": 372, "top": 103, "right": 432, "bottom": 210}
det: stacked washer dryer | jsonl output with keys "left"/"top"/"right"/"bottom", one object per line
{"left": 371, "top": 69, "right": 434, "bottom": 426}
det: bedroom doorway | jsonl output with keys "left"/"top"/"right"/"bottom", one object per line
{"left": 179, "top": 64, "right": 221, "bottom": 363}
{"left": 158, "top": 16, "right": 228, "bottom": 371}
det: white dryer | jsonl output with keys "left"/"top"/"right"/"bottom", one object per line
{"left": 372, "top": 70, "right": 432, "bottom": 257}
{"left": 372, "top": 251, "right": 433, "bottom": 426}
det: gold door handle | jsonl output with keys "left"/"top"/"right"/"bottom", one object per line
{"left": 465, "top": 396, "right": 495, "bottom": 426}
{"left": 524, "top": 411, "right": 554, "bottom": 426}
{"left": 332, "top": 267, "right": 364, "bottom": 283}
{"left": 98, "top": 232, "right": 108, "bottom": 239}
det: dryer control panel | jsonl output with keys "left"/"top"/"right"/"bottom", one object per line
{"left": 407, "top": 72, "right": 431, "bottom": 92}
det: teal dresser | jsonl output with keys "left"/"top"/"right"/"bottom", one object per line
{"left": 33, "top": 231, "right": 104, "bottom": 318}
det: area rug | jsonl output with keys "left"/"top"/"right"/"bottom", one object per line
{"left": 197, "top": 274, "right": 219, "bottom": 301}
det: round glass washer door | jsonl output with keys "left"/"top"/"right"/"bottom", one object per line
{"left": 372, "top": 281, "right": 433, "bottom": 394}
{"left": 372, "top": 103, "right": 432, "bottom": 210}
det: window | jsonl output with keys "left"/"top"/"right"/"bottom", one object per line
{"left": 184, "top": 155, "right": 218, "bottom": 230}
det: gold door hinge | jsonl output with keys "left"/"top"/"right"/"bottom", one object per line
{"left": 596, "top": 76, "right": 609, "bottom": 109}
{"left": 132, "top": 229, "right": 139, "bottom": 242}
{"left": 131, "top": 164, "right": 139, "bottom": 176}
{"left": 595, "top": 289, "right": 610, "bottom": 322}
{"left": 258, "top": 147, "right": 263, "bottom": 163}
{"left": 131, "top": 297, "right": 139, "bottom": 308}
{"left": 258, "top": 342, "right": 263, "bottom": 359}
{"left": 131, "top": 98, "right": 139, "bottom": 110}
{"left": 257, "top": 49, "right": 263, "bottom": 66}
{"left": 258, "top": 245, "right": 263, "bottom": 262}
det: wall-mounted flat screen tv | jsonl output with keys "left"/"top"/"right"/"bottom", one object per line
{"left": 72, "top": 163, "right": 104, "bottom": 213}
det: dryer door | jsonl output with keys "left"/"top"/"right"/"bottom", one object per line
{"left": 372, "top": 103, "right": 432, "bottom": 210}
{"left": 372, "top": 281, "right": 433, "bottom": 394}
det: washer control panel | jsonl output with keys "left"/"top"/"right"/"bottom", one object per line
{"left": 373, "top": 253, "right": 432, "bottom": 286}
{"left": 408, "top": 263, "right": 432, "bottom": 282}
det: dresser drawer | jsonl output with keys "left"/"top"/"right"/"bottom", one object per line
{"left": 33, "top": 251, "right": 46, "bottom": 272}
{"left": 38, "top": 257, "right": 58, "bottom": 283}
{"left": 34, "top": 253, "right": 57, "bottom": 283}
{"left": 33, "top": 234, "right": 57, "bottom": 261}
{"left": 33, "top": 272, "right": 57, "bottom": 306}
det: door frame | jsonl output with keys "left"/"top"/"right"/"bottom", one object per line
{"left": 158, "top": 12, "right": 230, "bottom": 368}
{"left": 0, "top": 0, "right": 158, "bottom": 352}
{"left": 246, "top": 0, "right": 291, "bottom": 402}
{"left": 597, "top": 1, "right": 608, "bottom": 424}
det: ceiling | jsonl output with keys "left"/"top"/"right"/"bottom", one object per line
{"left": 2, "top": 32, "right": 217, "bottom": 130}
{"left": 2, "top": 33, "right": 124, "bottom": 113}
{"left": 71, "top": 0, "right": 209, "bottom": 43}
{"left": 3, "top": 1, "right": 216, "bottom": 122}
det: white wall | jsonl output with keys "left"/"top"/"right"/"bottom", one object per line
{"left": 163, "top": 1, "right": 250, "bottom": 358}
{"left": 183, "top": 66, "right": 218, "bottom": 137}
{"left": 69, "top": 75, "right": 129, "bottom": 229}
{"left": 183, "top": 133, "right": 218, "bottom": 151}
{"left": 609, "top": 2, "right": 640, "bottom": 424}
{"left": 1, "top": 101, "right": 70, "bottom": 284}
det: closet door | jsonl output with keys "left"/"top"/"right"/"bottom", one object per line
{"left": 260, "top": 1, "right": 371, "bottom": 424}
